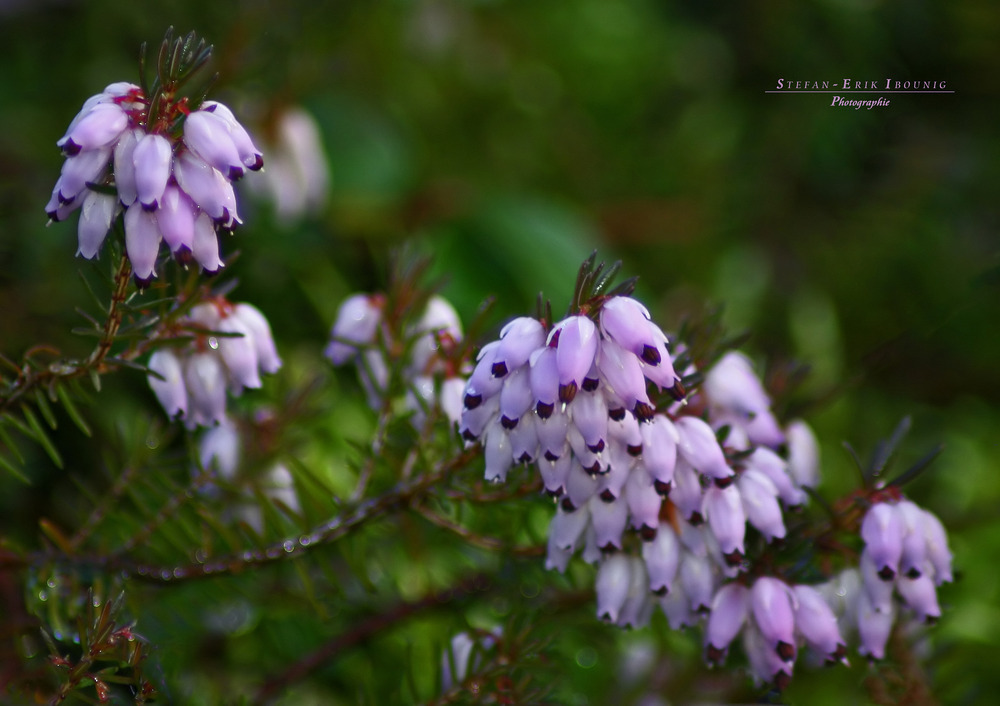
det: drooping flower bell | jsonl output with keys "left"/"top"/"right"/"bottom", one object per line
{"left": 46, "top": 30, "right": 262, "bottom": 286}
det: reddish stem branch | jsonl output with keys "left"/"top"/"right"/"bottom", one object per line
{"left": 251, "top": 573, "right": 491, "bottom": 705}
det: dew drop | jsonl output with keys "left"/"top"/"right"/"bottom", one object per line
{"left": 575, "top": 647, "right": 598, "bottom": 669}
{"left": 208, "top": 336, "right": 219, "bottom": 350}
{"left": 282, "top": 540, "right": 295, "bottom": 553}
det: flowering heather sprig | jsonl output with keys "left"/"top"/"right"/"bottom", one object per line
{"left": 326, "top": 292, "right": 467, "bottom": 430}
{"left": 458, "top": 256, "right": 953, "bottom": 690}
{"left": 858, "top": 493, "right": 953, "bottom": 630}
{"left": 46, "top": 30, "right": 262, "bottom": 286}
{"left": 147, "top": 297, "right": 281, "bottom": 429}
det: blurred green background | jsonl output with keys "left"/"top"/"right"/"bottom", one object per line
{"left": 1, "top": 0, "right": 998, "bottom": 703}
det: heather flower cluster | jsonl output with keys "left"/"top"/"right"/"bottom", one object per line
{"left": 46, "top": 79, "right": 262, "bottom": 285}
{"left": 458, "top": 287, "right": 953, "bottom": 689}
{"left": 326, "top": 293, "right": 467, "bottom": 430}
{"left": 147, "top": 298, "right": 281, "bottom": 429}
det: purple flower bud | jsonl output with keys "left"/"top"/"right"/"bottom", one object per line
{"left": 463, "top": 342, "right": 504, "bottom": 409}
{"left": 744, "top": 447, "right": 806, "bottom": 507}
{"left": 545, "top": 535, "right": 574, "bottom": 574}
{"left": 232, "top": 303, "right": 281, "bottom": 376}
{"left": 199, "top": 418, "right": 240, "bottom": 479}
{"left": 57, "top": 146, "right": 112, "bottom": 202}
{"left": 792, "top": 585, "right": 846, "bottom": 662}
{"left": 133, "top": 134, "right": 173, "bottom": 210}
{"left": 617, "top": 557, "right": 653, "bottom": 629}
{"left": 529, "top": 346, "right": 559, "bottom": 415}
{"left": 494, "top": 317, "right": 545, "bottom": 377}
{"left": 62, "top": 93, "right": 110, "bottom": 142}
{"left": 599, "top": 296, "right": 659, "bottom": 363}
{"left": 459, "top": 395, "right": 498, "bottom": 442}
{"left": 596, "top": 554, "right": 632, "bottom": 623}
{"left": 183, "top": 351, "right": 228, "bottom": 428}
{"left": 659, "top": 584, "right": 696, "bottom": 629}
{"left": 642, "top": 523, "right": 681, "bottom": 594}
{"left": 751, "top": 577, "right": 797, "bottom": 662}
{"left": 861, "top": 502, "right": 904, "bottom": 581}
{"left": 588, "top": 493, "right": 628, "bottom": 551}
{"left": 896, "top": 568, "right": 941, "bottom": 623}
{"left": 743, "top": 624, "right": 794, "bottom": 689}
{"left": 58, "top": 102, "right": 128, "bottom": 155}
{"left": 157, "top": 185, "right": 197, "bottom": 254}
{"left": 549, "top": 504, "right": 590, "bottom": 553}
{"left": 679, "top": 551, "right": 715, "bottom": 613}
{"left": 113, "top": 127, "right": 142, "bottom": 206}
{"left": 192, "top": 212, "right": 224, "bottom": 273}
{"left": 568, "top": 425, "right": 608, "bottom": 475}
{"left": 440, "top": 377, "right": 466, "bottom": 428}
{"left": 896, "top": 500, "right": 928, "bottom": 578}
{"left": 744, "top": 409, "right": 786, "bottom": 448}
{"left": 608, "top": 411, "right": 643, "bottom": 450}
{"left": 216, "top": 314, "right": 262, "bottom": 391}
{"left": 123, "top": 201, "right": 161, "bottom": 283}
{"left": 918, "top": 507, "right": 953, "bottom": 585}
{"left": 508, "top": 411, "right": 538, "bottom": 463}
{"left": 856, "top": 589, "right": 894, "bottom": 660}
{"left": 705, "top": 583, "right": 749, "bottom": 664}
{"left": 596, "top": 453, "right": 630, "bottom": 501}
{"left": 562, "top": 461, "right": 598, "bottom": 512}
{"left": 147, "top": 349, "right": 187, "bottom": 420}
{"left": 639, "top": 414, "right": 678, "bottom": 492}
{"left": 499, "top": 366, "right": 534, "bottom": 428}
{"left": 77, "top": 191, "right": 117, "bottom": 259}
{"left": 570, "top": 390, "right": 608, "bottom": 452}
{"left": 174, "top": 150, "right": 238, "bottom": 224}
{"left": 551, "top": 316, "right": 598, "bottom": 403}
{"left": 675, "top": 416, "right": 733, "bottom": 480}
{"left": 184, "top": 110, "right": 246, "bottom": 180}
{"left": 326, "top": 294, "right": 383, "bottom": 364}
{"left": 859, "top": 548, "right": 896, "bottom": 614}
{"left": 703, "top": 484, "right": 746, "bottom": 565}
{"left": 637, "top": 326, "right": 678, "bottom": 392}
{"left": 596, "top": 338, "right": 652, "bottom": 418}
{"left": 738, "top": 468, "right": 786, "bottom": 542}
{"left": 536, "top": 406, "right": 570, "bottom": 461}
{"left": 625, "top": 466, "right": 661, "bottom": 537}
{"left": 785, "top": 419, "right": 820, "bottom": 488}
{"left": 704, "top": 352, "right": 771, "bottom": 417}
{"left": 483, "top": 419, "right": 513, "bottom": 483}
{"left": 671, "top": 458, "right": 705, "bottom": 524}
{"left": 537, "top": 453, "right": 572, "bottom": 496}
{"left": 201, "top": 101, "right": 264, "bottom": 171}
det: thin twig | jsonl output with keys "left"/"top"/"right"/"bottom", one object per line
{"left": 414, "top": 502, "right": 545, "bottom": 557}
{"left": 122, "top": 448, "right": 479, "bottom": 583}
{"left": 251, "top": 573, "right": 490, "bottom": 705}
